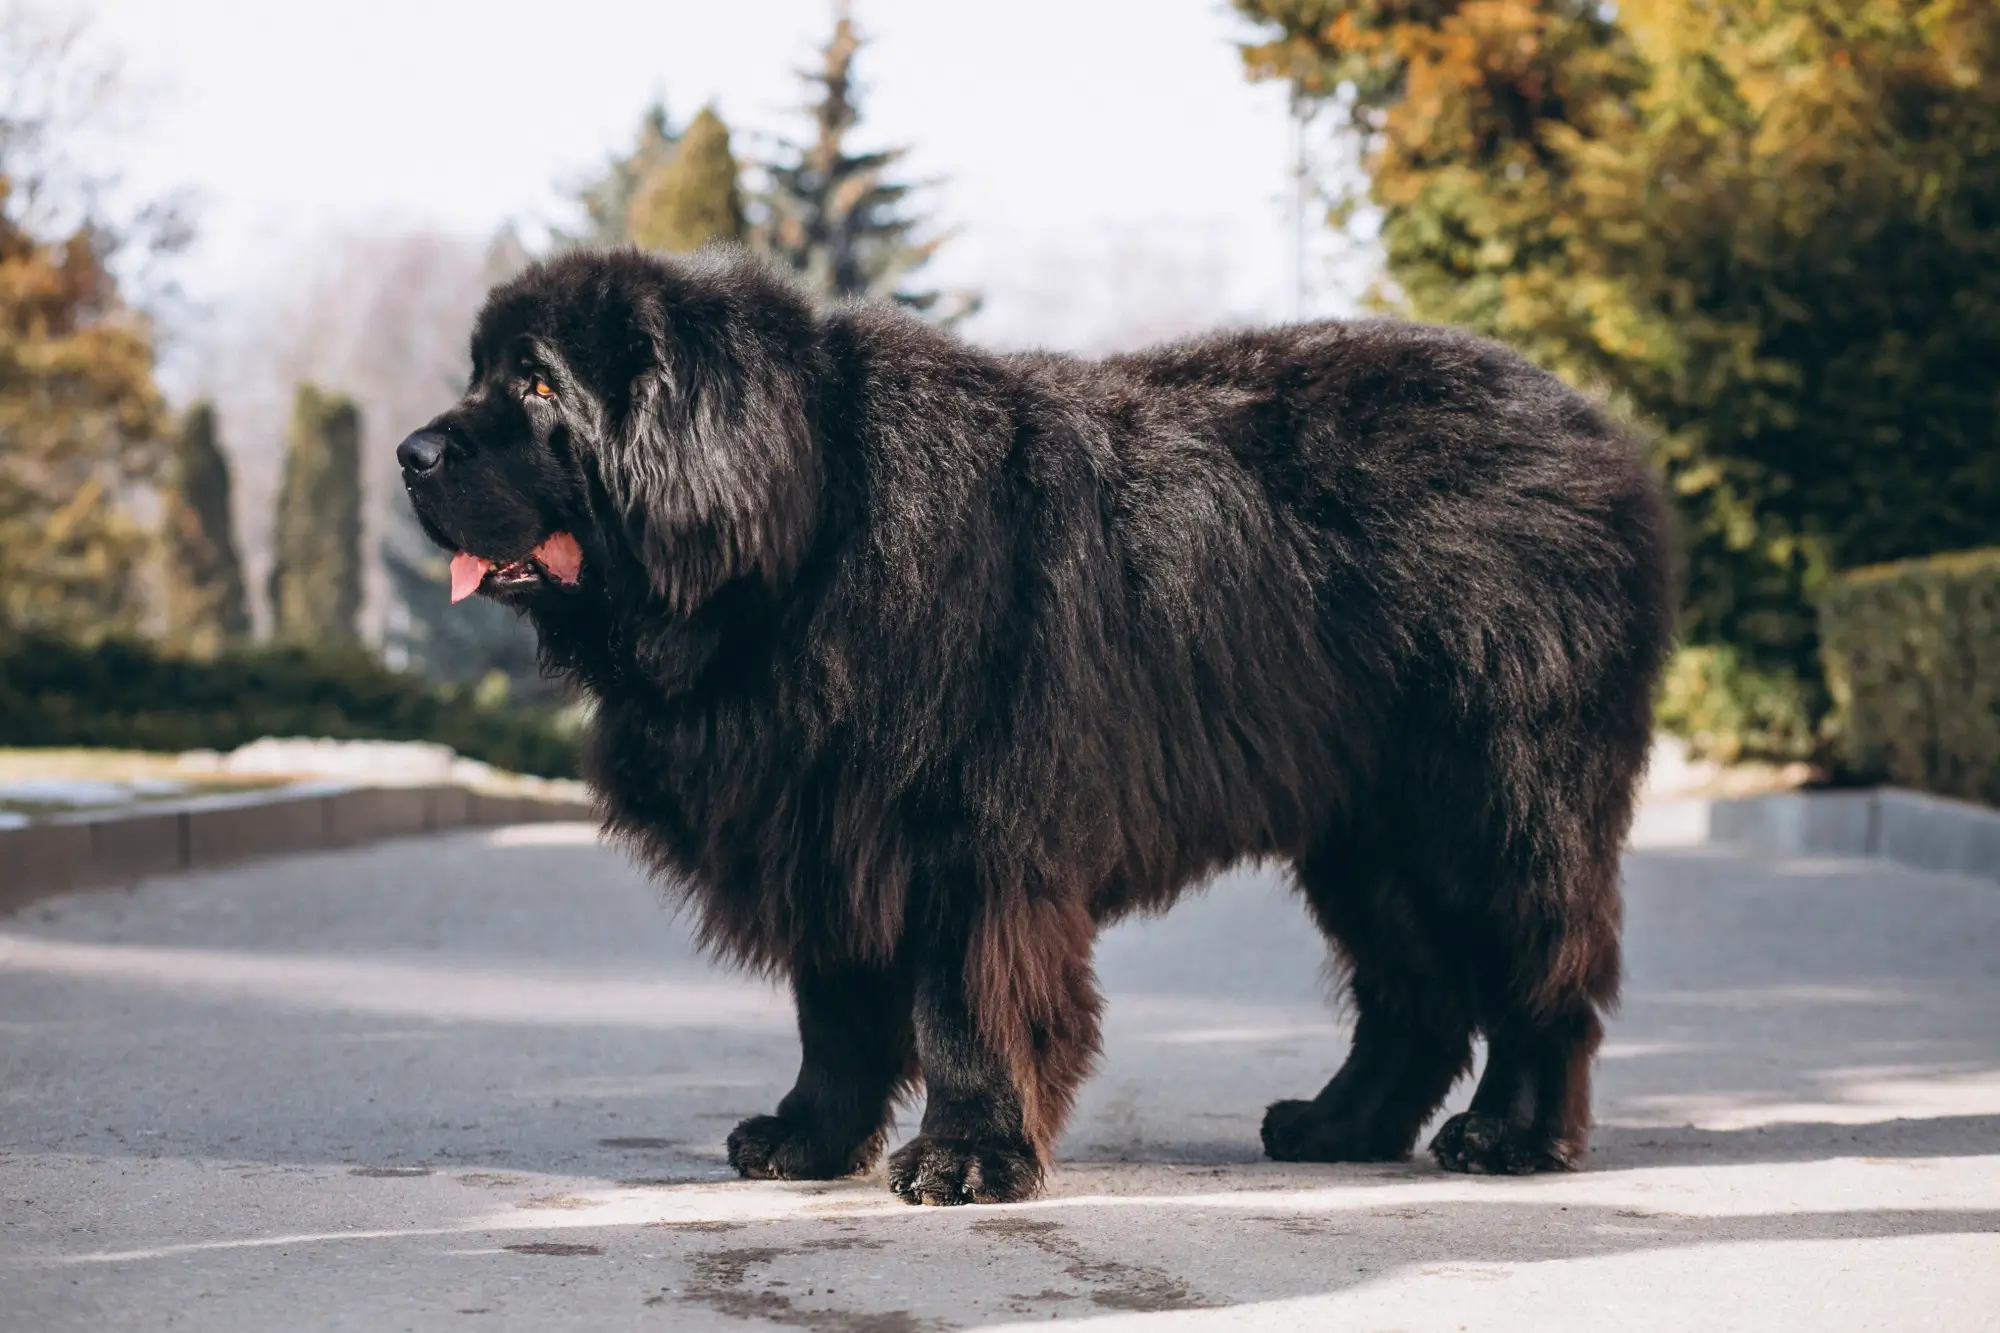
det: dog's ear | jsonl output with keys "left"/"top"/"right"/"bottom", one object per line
{"left": 595, "top": 281, "right": 820, "bottom": 614}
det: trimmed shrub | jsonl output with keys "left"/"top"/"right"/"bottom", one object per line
{"left": 1819, "top": 549, "right": 2000, "bottom": 806}
{"left": 0, "top": 636, "right": 580, "bottom": 778}
{"left": 1654, "top": 644, "right": 1820, "bottom": 767}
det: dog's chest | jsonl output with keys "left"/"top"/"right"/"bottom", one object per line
{"left": 586, "top": 684, "right": 814, "bottom": 864}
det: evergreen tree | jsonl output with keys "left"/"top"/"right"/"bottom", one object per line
{"left": 1237, "top": 0, "right": 2000, "bottom": 715}
{"left": 628, "top": 106, "right": 747, "bottom": 253}
{"left": 269, "top": 384, "right": 363, "bottom": 645}
{"left": 572, "top": 104, "right": 682, "bottom": 247}
{"left": 754, "top": 15, "right": 974, "bottom": 318}
{"left": 163, "top": 400, "right": 249, "bottom": 654}
{"left": 0, "top": 177, "right": 167, "bottom": 640}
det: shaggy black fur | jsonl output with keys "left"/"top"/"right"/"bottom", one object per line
{"left": 398, "top": 248, "right": 1674, "bottom": 1205}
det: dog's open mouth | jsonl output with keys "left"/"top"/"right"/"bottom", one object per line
{"left": 449, "top": 532, "right": 584, "bottom": 603}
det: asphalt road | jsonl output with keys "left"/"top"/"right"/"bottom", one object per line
{"left": 2, "top": 820, "right": 1996, "bottom": 1330}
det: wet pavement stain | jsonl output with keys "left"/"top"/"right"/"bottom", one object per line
{"left": 504, "top": 1241, "right": 604, "bottom": 1257}
{"left": 678, "top": 1239, "right": 930, "bottom": 1332}
{"left": 348, "top": 1165, "right": 433, "bottom": 1178}
{"left": 649, "top": 1219, "right": 745, "bottom": 1233}
{"left": 1248, "top": 1213, "right": 1351, "bottom": 1238}
{"left": 969, "top": 1217, "right": 1215, "bottom": 1313}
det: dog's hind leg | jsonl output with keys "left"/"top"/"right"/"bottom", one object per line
{"left": 1430, "top": 714, "right": 1634, "bottom": 1175}
{"left": 888, "top": 883, "right": 1101, "bottom": 1205}
{"left": 1431, "top": 1006, "right": 1604, "bottom": 1173}
{"left": 728, "top": 961, "right": 915, "bottom": 1180}
{"left": 1262, "top": 838, "right": 1476, "bottom": 1163}
{"left": 1431, "top": 838, "right": 1622, "bottom": 1174}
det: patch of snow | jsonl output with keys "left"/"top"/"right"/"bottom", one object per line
{"left": 0, "top": 777, "right": 189, "bottom": 808}
{"left": 191, "top": 737, "right": 465, "bottom": 784}
{"left": 179, "top": 737, "right": 584, "bottom": 802}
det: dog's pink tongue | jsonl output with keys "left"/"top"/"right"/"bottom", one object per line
{"left": 449, "top": 552, "right": 491, "bottom": 604}
{"left": 533, "top": 532, "right": 583, "bottom": 585}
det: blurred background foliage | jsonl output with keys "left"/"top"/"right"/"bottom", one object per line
{"left": 268, "top": 384, "right": 362, "bottom": 647}
{"left": 0, "top": 176, "right": 165, "bottom": 640}
{"left": 0, "top": 634, "right": 581, "bottom": 778}
{"left": 628, "top": 107, "right": 747, "bottom": 255}
{"left": 1237, "top": 0, "right": 2000, "bottom": 766}
{"left": 1819, "top": 548, "right": 2000, "bottom": 805}
{"left": 161, "top": 399, "right": 249, "bottom": 655}
{"left": 749, "top": 15, "right": 978, "bottom": 320}
{"left": 2, "top": 1, "right": 1996, "bottom": 793}
{"left": 0, "top": 8, "right": 968, "bottom": 777}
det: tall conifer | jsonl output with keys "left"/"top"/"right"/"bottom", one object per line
{"left": 629, "top": 106, "right": 747, "bottom": 254}
{"left": 163, "top": 400, "right": 249, "bottom": 653}
{"left": 269, "top": 384, "right": 363, "bottom": 645}
{"left": 754, "top": 15, "right": 973, "bottom": 319}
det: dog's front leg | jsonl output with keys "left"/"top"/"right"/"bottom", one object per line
{"left": 727, "top": 961, "right": 914, "bottom": 1180}
{"left": 887, "top": 888, "right": 1100, "bottom": 1205}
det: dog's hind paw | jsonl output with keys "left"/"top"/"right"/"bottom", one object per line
{"left": 887, "top": 1134, "right": 1042, "bottom": 1205}
{"left": 1429, "top": 1112, "right": 1577, "bottom": 1175}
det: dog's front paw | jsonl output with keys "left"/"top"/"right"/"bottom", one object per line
{"left": 886, "top": 1134, "right": 1042, "bottom": 1205}
{"left": 1260, "top": 1098, "right": 1411, "bottom": 1163}
{"left": 1429, "top": 1111, "right": 1576, "bottom": 1175}
{"left": 726, "top": 1114, "right": 880, "bottom": 1181}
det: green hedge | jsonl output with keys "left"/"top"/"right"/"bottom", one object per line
{"left": 1653, "top": 644, "right": 1821, "bottom": 766}
{"left": 0, "top": 636, "right": 581, "bottom": 778}
{"left": 1819, "top": 549, "right": 2000, "bottom": 806}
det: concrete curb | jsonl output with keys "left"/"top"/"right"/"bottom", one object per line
{"left": 0, "top": 781, "right": 594, "bottom": 916}
{"left": 13, "top": 776, "right": 1991, "bottom": 914}
{"left": 1633, "top": 785, "right": 2000, "bottom": 881}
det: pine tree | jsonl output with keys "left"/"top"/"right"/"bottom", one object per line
{"left": 572, "top": 104, "right": 682, "bottom": 247}
{"left": 163, "top": 400, "right": 249, "bottom": 654}
{"left": 628, "top": 106, "right": 747, "bottom": 254}
{"left": 754, "top": 15, "right": 974, "bottom": 318}
{"left": 0, "top": 177, "right": 168, "bottom": 640}
{"left": 269, "top": 384, "right": 363, "bottom": 645}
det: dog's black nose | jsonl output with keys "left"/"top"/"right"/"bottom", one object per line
{"left": 397, "top": 430, "right": 446, "bottom": 477}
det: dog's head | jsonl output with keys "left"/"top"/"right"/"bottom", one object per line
{"left": 398, "top": 249, "right": 822, "bottom": 617}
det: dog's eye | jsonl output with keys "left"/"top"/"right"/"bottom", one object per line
{"left": 530, "top": 376, "right": 555, "bottom": 400}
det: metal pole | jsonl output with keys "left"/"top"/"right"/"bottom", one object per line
{"left": 1291, "top": 91, "right": 1308, "bottom": 321}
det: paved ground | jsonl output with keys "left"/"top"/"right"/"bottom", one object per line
{"left": 2, "top": 821, "right": 1996, "bottom": 1330}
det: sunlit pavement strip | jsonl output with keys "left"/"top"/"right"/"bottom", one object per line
{"left": 2, "top": 824, "right": 1996, "bottom": 1329}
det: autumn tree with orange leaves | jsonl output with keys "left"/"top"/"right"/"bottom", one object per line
{"left": 1237, "top": 0, "right": 2000, "bottom": 748}
{"left": 0, "top": 10, "right": 178, "bottom": 641}
{"left": 0, "top": 181, "right": 167, "bottom": 639}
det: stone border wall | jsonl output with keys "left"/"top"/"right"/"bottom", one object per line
{"left": 1633, "top": 786, "right": 2000, "bottom": 882}
{"left": 0, "top": 782, "right": 594, "bottom": 915}
{"left": 10, "top": 778, "right": 1994, "bottom": 918}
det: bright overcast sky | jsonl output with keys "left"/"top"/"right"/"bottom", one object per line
{"left": 87, "top": 0, "right": 1351, "bottom": 349}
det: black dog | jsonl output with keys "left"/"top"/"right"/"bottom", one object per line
{"left": 399, "top": 248, "right": 1673, "bottom": 1204}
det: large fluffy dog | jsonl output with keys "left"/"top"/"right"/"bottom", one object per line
{"left": 399, "top": 249, "right": 1673, "bottom": 1205}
